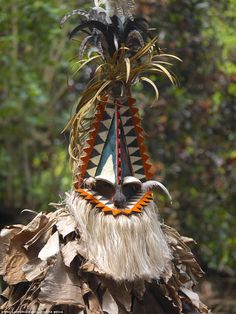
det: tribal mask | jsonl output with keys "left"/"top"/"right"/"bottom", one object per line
{"left": 74, "top": 96, "right": 154, "bottom": 215}
{"left": 62, "top": 1, "right": 176, "bottom": 215}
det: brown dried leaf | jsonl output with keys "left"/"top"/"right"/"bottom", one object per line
{"left": 199, "top": 301, "right": 209, "bottom": 313}
{"left": 61, "top": 240, "right": 81, "bottom": 267}
{"left": 24, "top": 213, "right": 56, "bottom": 249}
{"left": 3, "top": 245, "right": 29, "bottom": 285}
{"left": 161, "top": 262, "right": 173, "bottom": 284}
{"left": 81, "top": 261, "right": 106, "bottom": 276}
{"left": 2, "top": 213, "right": 57, "bottom": 285}
{"left": 86, "top": 289, "right": 103, "bottom": 314}
{"left": 160, "top": 224, "right": 208, "bottom": 312}
{"left": 38, "top": 231, "right": 60, "bottom": 261}
{"left": 38, "top": 253, "right": 85, "bottom": 308}
{"left": 103, "top": 279, "right": 132, "bottom": 312}
{"left": 102, "top": 289, "right": 119, "bottom": 314}
{"left": 82, "top": 279, "right": 103, "bottom": 313}
{"left": 148, "top": 282, "right": 180, "bottom": 314}
{"left": 1, "top": 286, "right": 12, "bottom": 300}
{"left": 0, "top": 226, "right": 22, "bottom": 275}
{"left": 181, "top": 236, "right": 197, "bottom": 245}
{"left": 81, "top": 282, "right": 91, "bottom": 296}
{"left": 180, "top": 287, "right": 200, "bottom": 308}
{"left": 22, "top": 258, "right": 49, "bottom": 281}
{"left": 56, "top": 210, "right": 77, "bottom": 238}
{"left": 165, "top": 282, "right": 182, "bottom": 310}
{"left": 162, "top": 224, "right": 204, "bottom": 280}
{"left": 22, "top": 212, "right": 48, "bottom": 233}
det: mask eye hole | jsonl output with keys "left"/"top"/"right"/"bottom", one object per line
{"left": 122, "top": 176, "right": 142, "bottom": 199}
{"left": 122, "top": 183, "right": 141, "bottom": 199}
{"left": 95, "top": 180, "right": 115, "bottom": 199}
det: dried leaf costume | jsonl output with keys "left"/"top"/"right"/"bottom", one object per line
{"left": 0, "top": 1, "right": 209, "bottom": 313}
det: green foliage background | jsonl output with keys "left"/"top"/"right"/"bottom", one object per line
{"left": 0, "top": 0, "right": 236, "bottom": 273}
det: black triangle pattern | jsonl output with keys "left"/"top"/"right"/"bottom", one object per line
{"left": 127, "top": 138, "right": 139, "bottom": 148}
{"left": 103, "top": 111, "right": 113, "bottom": 121}
{"left": 120, "top": 108, "right": 131, "bottom": 117}
{"left": 85, "top": 106, "right": 114, "bottom": 178}
{"left": 119, "top": 107, "right": 145, "bottom": 180}
{"left": 130, "top": 149, "right": 141, "bottom": 157}
{"left": 126, "top": 128, "right": 137, "bottom": 137}
{"left": 87, "top": 160, "right": 97, "bottom": 171}
{"left": 133, "top": 159, "right": 143, "bottom": 166}
{"left": 135, "top": 168, "right": 146, "bottom": 175}
{"left": 123, "top": 117, "right": 133, "bottom": 126}
{"left": 90, "top": 149, "right": 100, "bottom": 159}
{"left": 99, "top": 123, "right": 109, "bottom": 133}
{"left": 94, "top": 134, "right": 105, "bottom": 146}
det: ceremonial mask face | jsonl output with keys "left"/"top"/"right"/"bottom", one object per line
{"left": 74, "top": 97, "right": 154, "bottom": 216}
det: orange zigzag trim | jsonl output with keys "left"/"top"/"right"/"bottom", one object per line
{"left": 76, "top": 188, "right": 153, "bottom": 216}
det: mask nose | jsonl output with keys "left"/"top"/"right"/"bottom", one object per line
{"left": 113, "top": 186, "right": 126, "bottom": 209}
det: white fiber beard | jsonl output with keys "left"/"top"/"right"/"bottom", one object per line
{"left": 66, "top": 191, "right": 172, "bottom": 282}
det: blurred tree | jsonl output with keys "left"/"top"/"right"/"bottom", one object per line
{"left": 141, "top": 0, "right": 236, "bottom": 272}
{"left": 0, "top": 0, "right": 236, "bottom": 273}
{"left": 0, "top": 0, "right": 79, "bottom": 223}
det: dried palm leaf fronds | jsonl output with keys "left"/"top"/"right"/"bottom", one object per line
{"left": 0, "top": 196, "right": 208, "bottom": 313}
{"left": 65, "top": 38, "right": 181, "bottom": 165}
